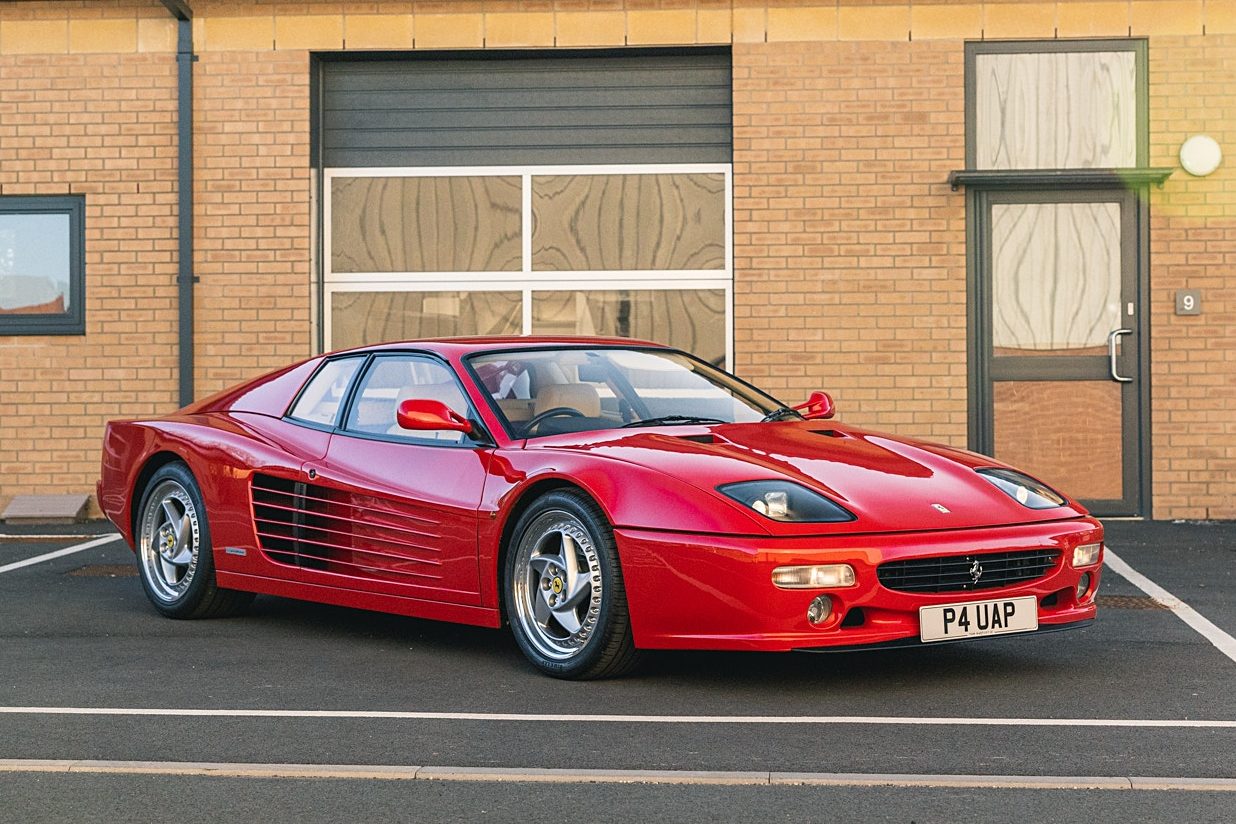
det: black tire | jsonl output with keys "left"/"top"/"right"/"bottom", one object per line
{"left": 504, "top": 489, "right": 641, "bottom": 680}
{"left": 134, "top": 462, "right": 254, "bottom": 619}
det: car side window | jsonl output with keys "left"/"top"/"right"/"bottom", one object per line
{"left": 344, "top": 354, "right": 472, "bottom": 444}
{"left": 287, "top": 356, "right": 364, "bottom": 427}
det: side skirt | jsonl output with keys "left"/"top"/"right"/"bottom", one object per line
{"left": 216, "top": 571, "right": 503, "bottom": 629}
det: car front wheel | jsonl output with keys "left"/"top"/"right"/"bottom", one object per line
{"left": 505, "top": 489, "right": 640, "bottom": 679}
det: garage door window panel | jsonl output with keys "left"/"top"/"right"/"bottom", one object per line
{"left": 330, "top": 290, "right": 522, "bottom": 351}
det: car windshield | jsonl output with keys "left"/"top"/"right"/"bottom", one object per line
{"left": 468, "top": 347, "right": 787, "bottom": 439}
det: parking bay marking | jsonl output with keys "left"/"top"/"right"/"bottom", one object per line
{"left": 0, "top": 759, "right": 1234, "bottom": 791}
{"left": 1105, "top": 547, "right": 1236, "bottom": 666}
{"left": 0, "top": 534, "right": 122, "bottom": 575}
{"left": 1, "top": 706, "right": 1234, "bottom": 728}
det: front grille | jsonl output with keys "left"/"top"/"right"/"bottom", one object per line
{"left": 877, "top": 549, "right": 1060, "bottom": 594}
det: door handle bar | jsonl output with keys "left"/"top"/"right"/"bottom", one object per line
{"left": 1108, "top": 328, "right": 1133, "bottom": 383}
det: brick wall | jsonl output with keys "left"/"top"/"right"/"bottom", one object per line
{"left": 193, "top": 49, "right": 312, "bottom": 397}
{"left": 732, "top": 39, "right": 968, "bottom": 446}
{"left": 1, "top": 0, "right": 1234, "bottom": 520}
{"left": 1149, "top": 34, "right": 1236, "bottom": 519}
{"left": 0, "top": 29, "right": 178, "bottom": 511}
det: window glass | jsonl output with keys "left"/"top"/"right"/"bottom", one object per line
{"left": 472, "top": 347, "right": 780, "bottom": 438}
{"left": 288, "top": 357, "right": 363, "bottom": 426}
{"left": 344, "top": 355, "right": 471, "bottom": 443}
{"left": 531, "top": 289, "right": 726, "bottom": 367}
{"left": 975, "top": 51, "right": 1136, "bottom": 170}
{"left": 330, "top": 290, "right": 521, "bottom": 349}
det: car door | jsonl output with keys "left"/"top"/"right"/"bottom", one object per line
{"left": 306, "top": 353, "right": 491, "bottom": 604}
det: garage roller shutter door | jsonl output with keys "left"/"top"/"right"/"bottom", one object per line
{"left": 319, "top": 49, "right": 732, "bottom": 167}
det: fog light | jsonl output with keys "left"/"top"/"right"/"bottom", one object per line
{"left": 772, "top": 564, "right": 856, "bottom": 589}
{"left": 1076, "top": 572, "right": 1092, "bottom": 601}
{"left": 1072, "top": 542, "right": 1102, "bottom": 568}
{"left": 807, "top": 595, "right": 833, "bottom": 626}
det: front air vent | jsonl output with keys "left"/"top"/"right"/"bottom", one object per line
{"left": 250, "top": 473, "right": 442, "bottom": 584}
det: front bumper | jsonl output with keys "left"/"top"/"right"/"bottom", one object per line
{"left": 615, "top": 517, "right": 1103, "bottom": 651}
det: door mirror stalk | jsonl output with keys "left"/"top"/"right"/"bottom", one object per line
{"left": 794, "top": 391, "right": 836, "bottom": 420}
{"left": 396, "top": 399, "right": 474, "bottom": 434}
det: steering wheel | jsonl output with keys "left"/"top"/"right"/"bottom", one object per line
{"left": 521, "top": 407, "right": 585, "bottom": 437}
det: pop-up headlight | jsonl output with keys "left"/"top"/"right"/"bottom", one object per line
{"left": 717, "top": 480, "right": 855, "bottom": 523}
{"left": 976, "top": 468, "right": 1066, "bottom": 510}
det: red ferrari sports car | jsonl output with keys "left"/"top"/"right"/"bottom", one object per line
{"left": 99, "top": 337, "right": 1103, "bottom": 679}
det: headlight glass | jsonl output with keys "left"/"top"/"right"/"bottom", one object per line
{"left": 976, "top": 468, "right": 1066, "bottom": 509}
{"left": 717, "top": 480, "right": 855, "bottom": 523}
{"left": 1072, "top": 542, "right": 1102, "bottom": 568}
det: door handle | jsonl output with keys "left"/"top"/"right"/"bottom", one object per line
{"left": 1108, "top": 329, "right": 1133, "bottom": 383}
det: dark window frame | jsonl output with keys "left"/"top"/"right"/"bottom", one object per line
{"left": 340, "top": 351, "right": 494, "bottom": 448}
{"left": 963, "top": 38, "right": 1150, "bottom": 173}
{"left": 0, "top": 195, "right": 86, "bottom": 336}
{"left": 960, "top": 38, "right": 1154, "bottom": 517}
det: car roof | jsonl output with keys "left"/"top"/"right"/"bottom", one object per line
{"left": 328, "top": 335, "right": 670, "bottom": 358}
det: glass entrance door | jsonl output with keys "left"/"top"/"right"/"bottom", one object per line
{"left": 974, "top": 188, "right": 1145, "bottom": 515}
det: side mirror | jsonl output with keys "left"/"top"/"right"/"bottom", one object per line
{"left": 396, "top": 398, "right": 473, "bottom": 434}
{"left": 793, "top": 390, "right": 835, "bottom": 420}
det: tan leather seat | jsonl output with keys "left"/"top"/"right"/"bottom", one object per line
{"left": 534, "top": 383, "right": 601, "bottom": 418}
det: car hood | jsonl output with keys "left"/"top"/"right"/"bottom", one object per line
{"left": 530, "top": 421, "right": 1089, "bottom": 535}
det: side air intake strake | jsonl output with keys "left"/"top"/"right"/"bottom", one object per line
{"left": 250, "top": 473, "right": 442, "bottom": 583}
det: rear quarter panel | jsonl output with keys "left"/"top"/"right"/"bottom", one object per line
{"left": 99, "top": 413, "right": 332, "bottom": 559}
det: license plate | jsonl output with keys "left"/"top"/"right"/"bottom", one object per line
{"left": 919, "top": 595, "right": 1037, "bottom": 643}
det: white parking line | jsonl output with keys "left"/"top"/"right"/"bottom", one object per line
{"left": 0, "top": 534, "right": 123, "bottom": 575}
{"left": 1104, "top": 548, "right": 1236, "bottom": 666}
{"left": 0, "top": 706, "right": 1234, "bottom": 728}
{"left": 0, "top": 759, "right": 1233, "bottom": 791}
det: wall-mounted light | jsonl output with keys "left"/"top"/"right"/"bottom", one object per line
{"left": 1179, "top": 135, "right": 1222, "bottom": 177}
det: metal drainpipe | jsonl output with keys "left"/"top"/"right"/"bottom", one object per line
{"left": 167, "top": 5, "right": 196, "bottom": 408}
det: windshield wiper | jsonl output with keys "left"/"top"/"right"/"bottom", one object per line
{"left": 760, "top": 406, "right": 803, "bottom": 422}
{"left": 622, "top": 415, "right": 727, "bottom": 428}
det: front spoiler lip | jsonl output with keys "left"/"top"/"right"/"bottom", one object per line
{"left": 791, "top": 618, "right": 1096, "bottom": 654}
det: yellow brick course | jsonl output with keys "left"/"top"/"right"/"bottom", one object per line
{"left": 415, "top": 13, "right": 483, "bottom": 48}
{"left": 68, "top": 18, "right": 137, "bottom": 53}
{"left": 137, "top": 18, "right": 177, "bottom": 53}
{"left": 767, "top": 7, "right": 837, "bottom": 42}
{"left": 911, "top": 4, "right": 983, "bottom": 39}
{"left": 344, "top": 14, "right": 415, "bottom": 49}
{"left": 555, "top": 11, "right": 626, "bottom": 46}
{"left": 0, "top": 19, "right": 68, "bottom": 54}
{"left": 1131, "top": 1, "right": 1203, "bottom": 35}
{"left": 627, "top": 9, "right": 696, "bottom": 44}
{"left": 982, "top": 2, "right": 1056, "bottom": 37}
{"left": 486, "top": 12, "right": 555, "bottom": 47}
{"left": 1056, "top": 1, "right": 1130, "bottom": 36}
{"left": 274, "top": 15, "right": 344, "bottom": 50}
{"left": 838, "top": 5, "right": 909, "bottom": 40}
{"left": 197, "top": 16, "right": 274, "bottom": 51}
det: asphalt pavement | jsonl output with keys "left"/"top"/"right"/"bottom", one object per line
{"left": 0, "top": 518, "right": 1233, "bottom": 823}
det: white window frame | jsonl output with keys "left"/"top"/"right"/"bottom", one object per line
{"left": 323, "top": 163, "right": 734, "bottom": 370}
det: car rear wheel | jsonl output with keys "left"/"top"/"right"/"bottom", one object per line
{"left": 505, "top": 490, "right": 640, "bottom": 679}
{"left": 135, "top": 462, "right": 253, "bottom": 619}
